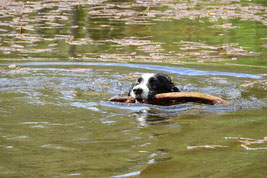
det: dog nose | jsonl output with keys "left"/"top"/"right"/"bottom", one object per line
{"left": 133, "top": 88, "right": 143, "bottom": 95}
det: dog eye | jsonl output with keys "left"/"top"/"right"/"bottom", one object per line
{"left": 137, "top": 78, "right": 143, "bottom": 83}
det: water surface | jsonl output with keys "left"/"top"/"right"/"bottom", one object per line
{"left": 1, "top": 62, "right": 266, "bottom": 177}
{"left": 0, "top": 0, "right": 266, "bottom": 177}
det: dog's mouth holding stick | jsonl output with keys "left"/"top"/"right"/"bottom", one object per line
{"left": 108, "top": 73, "right": 231, "bottom": 106}
{"left": 128, "top": 73, "right": 180, "bottom": 103}
{"left": 108, "top": 92, "right": 231, "bottom": 105}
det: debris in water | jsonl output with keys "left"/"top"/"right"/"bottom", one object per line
{"left": 187, "top": 145, "right": 229, "bottom": 150}
{"left": 20, "top": 24, "right": 23, "bottom": 34}
{"left": 8, "top": 64, "right": 16, "bottom": 68}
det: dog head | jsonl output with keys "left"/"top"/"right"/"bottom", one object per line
{"left": 128, "top": 73, "right": 180, "bottom": 102}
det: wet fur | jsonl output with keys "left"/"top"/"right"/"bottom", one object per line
{"left": 128, "top": 73, "right": 180, "bottom": 102}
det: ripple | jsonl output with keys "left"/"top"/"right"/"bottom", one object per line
{"left": 2, "top": 62, "right": 262, "bottom": 79}
{"left": 112, "top": 171, "right": 141, "bottom": 178}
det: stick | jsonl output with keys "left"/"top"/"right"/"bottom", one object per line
{"left": 108, "top": 92, "right": 231, "bottom": 105}
{"left": 108, "top": 97, "right": 135, "bottom": 103}
{"left": 153, "top": 92, "right": 231, "bottom": 105}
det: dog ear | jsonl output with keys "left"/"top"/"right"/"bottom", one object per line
{"left": 157, "top": 73, "right": 180, "bottom": 92}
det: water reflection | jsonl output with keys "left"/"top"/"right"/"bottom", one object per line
{"left": 0, "top": 0, "right": 267, "bottom": 177}
{"left": 0, "top": 61, "right": 266, "bottom": 177}
{"left": 133, "top": 109, "right": 173, "bottom": 127}
{"left": 112, "top": 170, "right": 141, "bottom": 178}
{"left": 0, "top": 0, "right": 266, "bottom": 66}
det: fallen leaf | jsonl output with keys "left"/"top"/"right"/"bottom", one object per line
{"left": 68, "top": 68, "right": 92, "bottom": 72}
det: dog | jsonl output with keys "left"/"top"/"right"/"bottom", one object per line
{"left": 128, "top": 73, "right": 180, "bottom": 103}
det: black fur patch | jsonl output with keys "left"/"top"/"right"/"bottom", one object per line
{"left": 128, "top": 73, "right": 180, "bottom": 101}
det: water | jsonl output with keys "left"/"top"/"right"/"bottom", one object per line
{"left": 0, "top": 0, "right": 267, "bottom": 177}
{"left": 0, "top": 62, "right": 266, "bottom": 177}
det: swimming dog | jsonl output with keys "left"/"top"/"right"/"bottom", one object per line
{"left": 128, "top": 73, "right": 180, "bottom": 103}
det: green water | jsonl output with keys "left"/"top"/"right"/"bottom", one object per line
{"left": 0, "top": 0, "right": 266, "bottom": 177}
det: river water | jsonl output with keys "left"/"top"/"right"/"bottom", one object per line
{"left": 0, "top": 0, "right": 266, "bottom": 177}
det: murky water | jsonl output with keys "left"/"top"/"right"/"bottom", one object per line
{"left": 0, "top": 62, "right": 266, "bottom": 177}
{"left": 0, "top": 0, "right": 267, "bottom": 177}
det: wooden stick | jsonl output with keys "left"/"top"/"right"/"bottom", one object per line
{"left": 108, "top": 97, "right": 135, "bottom": 103}
{"left": 108, "top": 92, "right": 231, "bottom": 105}
{"left": 153, "top": 92, "right": 231, "bottom": 105}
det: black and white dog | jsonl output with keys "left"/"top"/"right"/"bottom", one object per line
{"left": 128, "top": 73, "right": 180, "bottom": 103}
